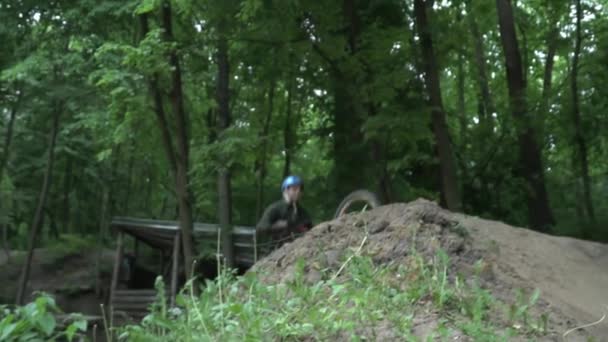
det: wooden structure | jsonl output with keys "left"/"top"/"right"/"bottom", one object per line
{"left": 108, "top": 217, "right": 266, "bottom": 324}
{"left": 107, "top": 189, "right": 381, "bottom": 324}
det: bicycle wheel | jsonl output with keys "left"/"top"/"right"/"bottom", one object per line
{"left": 333, "top": 189, "right": 382, "bottom": 219}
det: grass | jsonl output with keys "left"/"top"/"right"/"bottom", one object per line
{"left": 112, "top": 248, "right": 551, "bottom": 342}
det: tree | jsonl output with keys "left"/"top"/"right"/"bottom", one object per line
{"left": 215, "top": 18, "right": 235, "bottom": 268}
{"left": 16, "top": 107, "right": 61, "bottom": 305}
{"left": 570, "top": 0, "right": 595, "bottom": 227}
{"left": 495, "top": 0, "right": 555, "bottom": 231}
{"left": 160, "top": 1, "right": 197, "bottom": 277}
{"left": 414, "top": 0, "right": 462, "bottom": 211}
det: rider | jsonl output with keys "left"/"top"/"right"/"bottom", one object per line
{"left": 256, "top": 175, "right": 313, "bottom": 241}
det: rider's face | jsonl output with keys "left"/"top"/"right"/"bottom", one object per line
{"left": 284, "top": 185, "right": 302, "bottom": 202}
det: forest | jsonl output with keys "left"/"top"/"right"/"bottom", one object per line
{"left": 1, "top": 0, "right": 608, "bottom": 299}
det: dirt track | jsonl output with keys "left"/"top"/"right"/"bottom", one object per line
{"left": 251, "top": 199, "right": 608, "bottom": 341}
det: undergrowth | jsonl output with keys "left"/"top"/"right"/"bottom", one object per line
{"left": 114, "top": 249, "right": 549, "bottom": 342}
{"left": 0, "top": 292, "right": 87, "bottom": 341}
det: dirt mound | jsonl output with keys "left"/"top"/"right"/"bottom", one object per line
{"left": 250, "top": 199, "right": 608, "bottom": 341}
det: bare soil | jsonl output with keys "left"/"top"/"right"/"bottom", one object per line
{"left": 250, "top": 198, "right": 608, "bottom": 341}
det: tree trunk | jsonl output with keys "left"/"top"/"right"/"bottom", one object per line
{"left": 161, "top": 1, "right": 196, "bottom": 276}
{"left": 62, "top": 156, "right": 72, "bottom": 233}
{"left": 283, "top": 74, "right": 293, "bottom": 179}
{"left": 539, "top": 24, "right": 558, "bottom": 140}
{"left": 331, "top": 0, "right": 370, "bottom": 198}
{"left": 94, "top": 187, "right": 109, "bottom": 298}
{"left": 0, "top": 88, "right": 20, "bottom": 262}
{"left": 216, "top": 29, "right": 235, "bottom": 268}
{"left": 46, "top": 209, "right": 59, "bottom": 240}
{"left": 123, "top": 148, "right": 134, "bottom": 214}
{"left": 414, "top": 0, "right": 462, "bottom": 212}
{"left": 256, "top": 79, "right": 275, "bottom": 218}
{"left": 0, "top": 88, "right": 22, "bottom": 183}
{"left": 496, "top": 0, "right": 555, "bottom": 231}
{"left": 541, "top": 28, "right": 558, "bottom": 111}
{"left": 466, "top": 0, "right": 495, "bottom": 129}
{"left": 571, "top": 0, "right": 595, "bottom": 226}
{"left": 139, "top": 14, "right": 177, "bottom": 175}
{"left": 16, "top": 106, "right": 61, "bottom": 305}
{"left": 2, "top": 224, "right": 9, "bottom": 261}
{"left": 457, "top": 50, "right": 467, "bottom": 145}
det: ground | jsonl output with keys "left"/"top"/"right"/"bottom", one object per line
{"left": 250, "top": 198, "right": 608, "bottom": 341}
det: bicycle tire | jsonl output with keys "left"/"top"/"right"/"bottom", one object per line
{"left": 333, "top": 189, "right": 382, "bottom": 219}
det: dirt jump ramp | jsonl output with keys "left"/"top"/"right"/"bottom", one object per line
{"left": 251, "top": 198, "right": 608, "bottom": 341}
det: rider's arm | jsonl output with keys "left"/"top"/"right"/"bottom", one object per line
{"left": 256, "top": 202, "right": 286, "bottom": 234}
{"left": 293, "top": 206, "right": 313, "bottom": 232}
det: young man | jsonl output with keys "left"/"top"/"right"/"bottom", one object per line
{"left": 256, "top": 175, "right": 313, "bottom": 242}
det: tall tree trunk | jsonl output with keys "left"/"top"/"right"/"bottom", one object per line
{"left": 466, "top": 0, "right": 495, "bottom": 130}
{"left": 0, "top": 88, "right": 20, "bottom": 261}
{"left": 496, "top": 0, "right": 555, "bottom": 231}
{"left": 414, "top": 0, "right": 462, "bottom": 212}
{"left": 571, "top": 0, "right": 595, "bottom": 226}
{"left": 94, "top": 187, "right": 109, "bottom": 297}
{"left": 519, "top": 23, "right": 529, "bottom": 86}
{"left": 457, "top": 50, "right": 467, "bottom": 146}
{"left": 283, "top": 70, "right": 294, "bottom": 179}
{"left": 62, "top": 156, "right": 72, "bottom": 233}
{"left": 332, "top": 0, "right": 369, "bottom": 197}
{"left": 216, "top": 28, "right": 235, "bottom": 268}
{"left": 541, "top": 28, "right": 558, "bottom": 112}
{"left": 161, "top": 1, "right": 195, "bottom": 276}
{"left": 139, "top": 14, "right": 177, "bottom": 174}
{"left": 2, "top": 223, "right": 9, "bottom": 261}
{"left": 0, "top": 88, "right": 22, "bottom": 183}
{"left": 123, "top": 148, "right": 134, "bottom": 214}
{"left": 539, "top": 24, "right": 558, "bottom": 140}
{"left": 256, "top": 79, "right": 275, "bottom": 218}
{"left": 46, "top": 209, "right": 59, "bottom": 240}
{"left": 16, "top": 106, "right": 61, "bottom": 305}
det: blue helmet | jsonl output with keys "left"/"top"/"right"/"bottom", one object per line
{"left": 281, "top": 175, "right": 303, "bottom": 191}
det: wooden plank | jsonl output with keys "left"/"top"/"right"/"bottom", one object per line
{"left": 170, "top": 233, "right": 180, "bottom": 307}
{"left": 112, "top": 303, "right": 153, "bottom": 311}
{"left": 113, "top": 310, "right": 148, "bottom": 320}
{"left": 113, "top": 290, "right": 157, "bottom": 297}
{"left": 112, "top": 296, "right": 157, "bottom": 303}
{"left": 112, "top": 216, "right": 254, "bottom": 236}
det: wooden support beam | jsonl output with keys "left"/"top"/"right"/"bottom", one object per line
{"left": 170, "top": 232, "right": 180, "bottom": 307}
{"left": 109, "top": 232, "right": 124, "bottom": 327}
{"left": 134, "top": 238, "right": 139, "bottom": 261}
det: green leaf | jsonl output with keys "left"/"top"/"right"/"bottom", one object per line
{"left": 134, "top": 0, "right": 160, "bottom": 14}
{"left": 529, "top": 289, "right": 540, "bottom": 306}
{"left": 65, "top": 324, "right": 77, "bottom": 342}
{"left": 37, "top": 313, "right": 56, "bottom": 336}
{"left": 0, "top": 322, "right": 17, "bottom": 340}
{"left": 73, "top": 319, "right": 87, "bottom": 332}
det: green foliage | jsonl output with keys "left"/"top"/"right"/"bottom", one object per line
{"left": 0, "top": 293, "right": 87, "bottom": 341}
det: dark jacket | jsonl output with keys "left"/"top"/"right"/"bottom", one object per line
{"left": 256, "top": 200, "right": 312, "bottom": 235}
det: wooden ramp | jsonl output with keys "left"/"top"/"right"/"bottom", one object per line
{"left": 110, "top": 289, "right": 158, "bottom": 325}
{"left": 107, "top": 216, "right": 284, "bottom": 325}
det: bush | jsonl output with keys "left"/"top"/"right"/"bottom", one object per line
{"left": 0, "top": 292, "right": 87, "bottom": 341}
